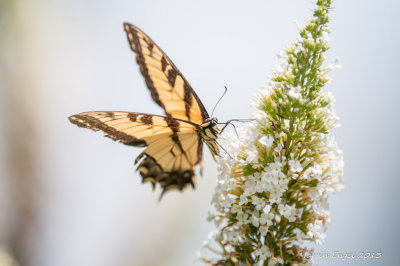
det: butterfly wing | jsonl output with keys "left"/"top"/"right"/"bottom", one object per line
{"left": 135, "top": 131, "right": 204, "bottom": 197}
{"left": 123, "top": 23, "right": 209, "bottom": 124}
{"left": 69, "top": 111, "right": 203, "bottom": 194}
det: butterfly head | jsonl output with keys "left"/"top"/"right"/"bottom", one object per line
{"left": 201, "top": 118, "right": 220, "bottom": 140}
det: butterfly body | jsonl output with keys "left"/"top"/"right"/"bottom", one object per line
{"left": 69, "top": 23, "right": 220, "bottom": 196}
{"left": 200, "top": 117, "right": 220, "bottom": 157}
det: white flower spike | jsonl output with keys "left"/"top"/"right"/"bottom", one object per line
{"left": 200, "top": 0, "right": 342, "bottom": 265}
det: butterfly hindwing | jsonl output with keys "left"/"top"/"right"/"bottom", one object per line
{"left": 69, "top": 111, "right": 205, "bottom": 194}
{"left": 136, "top": 131, "right": 204, "bottom": 196}
{"left": 123, "top": 23, "right": 209, "bottom": 124}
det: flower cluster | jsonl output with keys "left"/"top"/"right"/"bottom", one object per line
{"left": 200, "top": 0, "right": 343, "bottom": 265}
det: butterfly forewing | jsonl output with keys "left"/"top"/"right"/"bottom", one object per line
{"left": 123, "top": 23, "right": 209, "bottom": 124}
{"left": 69, "top": 112, "right": 195, "bottom": 144}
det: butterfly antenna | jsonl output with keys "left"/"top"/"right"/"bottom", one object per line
{"left": 211, "top": 86, "right": 228, "bottom": 117}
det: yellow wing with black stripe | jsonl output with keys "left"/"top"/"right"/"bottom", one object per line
{"left": 69, "top": 112, "right": 206, "bottom": 195}
{"left": 123, "top": 23, "right": 209, "bottom": 124}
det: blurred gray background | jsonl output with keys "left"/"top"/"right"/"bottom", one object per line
{"left": 0, "top": 0, "right": 398, "bottom": 265}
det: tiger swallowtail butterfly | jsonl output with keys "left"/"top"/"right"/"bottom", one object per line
{"left": 69, "top": 23, "right": 220, "bottom": 197}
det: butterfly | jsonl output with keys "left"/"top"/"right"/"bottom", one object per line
{"left": 69, "top": 23, "right": 220, "bottom": 197}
